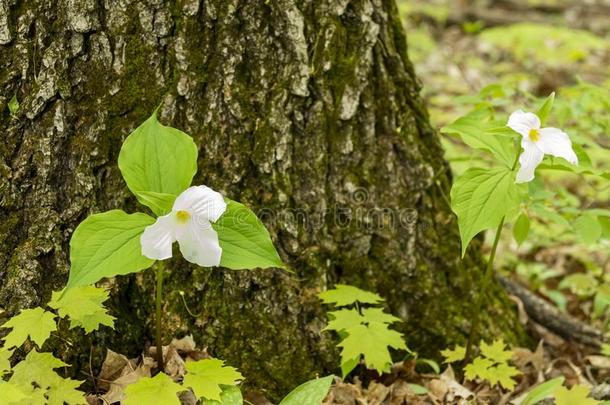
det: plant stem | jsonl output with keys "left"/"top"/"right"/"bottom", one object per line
{"left": 464, "top": 215, "right": 505, "bottom": 363}
{"left": 155, "top": 263, "right": 164, "bottom": 372}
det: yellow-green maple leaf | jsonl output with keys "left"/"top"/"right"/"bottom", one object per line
{"left": 124, "top": 373, "right": 185, "bottom": 405}
{"left": 441, "top": 345, "right": 466, "bottom": 363}
{"left": 319, "top": 285, "right": 384, "bottom": 307}
{"left": 480, "top": 339, "right": 513, "bottom": 363}
{"left": 337, "top": 322, "right": 406, "bottom": 374}
{"left": 554, "top": 385, "right": 599, "bottom": 405}
{"left": 485, "top": 362, "right": 520, "bottom": 390}
{"left": 49, "top": 286, "right": 115, "bottom": 333}
{"left": 183, "top": 358, "right": 244, "bottom": 401}
{"left": 1, "top": 308, "right": 56, "bottom": 349}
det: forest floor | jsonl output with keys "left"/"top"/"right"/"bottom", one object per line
{"left": 84, "top": 1, "right": 610, "bottom": 404}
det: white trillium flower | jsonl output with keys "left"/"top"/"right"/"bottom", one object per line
{"left": 141, "top": 186, "right": 227, "bottom": 267}
{"left": 507, "top": 109, "right": 578, "bottom": 183}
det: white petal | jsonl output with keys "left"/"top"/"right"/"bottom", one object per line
{"left": 141, "top": 214, "right": 176, "bottom": 260}
{"left": 537, "top": 127, "right": 578, "bottom": 165}
{"left": 516, "top": 142, "right": 544, "bottom": 183}
{"left": 507, "top": 110, "right": 541, "bottom": 137}
{"left": 173, "top": 186, "right": 227, "bottom": 222}
{"left": 175, "top": 216, "right": 222, "bottom": 267}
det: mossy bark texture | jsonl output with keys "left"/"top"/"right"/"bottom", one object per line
{"left": 0, "top": 0, "right": 526, "bottom": 399}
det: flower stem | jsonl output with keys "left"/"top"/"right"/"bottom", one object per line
{"left": 464, "top": 215, "right": 505, "bottom": 363}
{"left": 155, "top": 263, "right": 164, "bottom": 372}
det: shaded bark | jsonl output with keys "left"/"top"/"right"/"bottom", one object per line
{"left": 0, "top": 0, "right": 527, "bottom": 398}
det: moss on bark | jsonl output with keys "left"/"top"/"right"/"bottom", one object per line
{"left": 0, "top": 0, "right": 528, "bottom": 399}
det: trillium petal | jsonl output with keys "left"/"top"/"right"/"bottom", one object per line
{"left": 538, "top": 127, "right": 578, "bottom": 165}
{"left": 507, "top": 110, "right": 541, "bottom": 137}
{"left": 141, "top": 214, "right": 176, "bottom": 260}
{"left": 173, "top": 186, "right": 227, "bottom": 222}
{"left": 175, "top": 216, "right": 222, "bottom": 267}
{"left": 516, "top": 142, "right": 544, "bottom": 183}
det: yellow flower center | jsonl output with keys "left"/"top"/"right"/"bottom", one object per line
{"left": 176, "top": 210, "right": 191, "bottom": 223}
{"left": 528, "top": 128, "right": 540, "bottom": 142}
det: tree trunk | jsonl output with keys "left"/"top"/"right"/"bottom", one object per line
{"left": 0, "top": 0, "right": 527, "bottom": 399}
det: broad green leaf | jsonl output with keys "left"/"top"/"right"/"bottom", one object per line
{"left": 9, "top": 351, "right": 67, "bottom": 393}
{"left": 480, "top": 339, "right": 513, "bottom": 363}
{"left": 536, "top": 92, "right": 555, "bottom": 125}
{"left": 594, "top": 284, "right": 610, "bottom": 317}
{"left": 408, "top": 383, "right": 428, "bottom": 395}
{"left": 513, "top": 212, "right": 530, "bottom": 246}
{"left": 323, "top": 309, "right": 364, "bottom": 333}
{"left": 361, "top": 307, "right": 402, "bottom": 325}
{"left": 8, "top": 94, "right": 19, "bottom": 116}
{"left": 573, "top": 214, "right": 602, "bottom": 245}
{"left": 464, "top": 357, "right": 494, "bottom": 382}
{"left": 46, "top": 377, "right": 86, "bottom": 405}
{"left": 521, "top": 377, "right": 565, "bottom": 405}
{"left": 124, "top": 373, "right": 185, "bottom": 405}
{"left": 340, "top": 356, "right": 360, "bottom": 378}
{"left": 442, "top": 110, "right": 516, "bottom": 167}
{"left": 441, "top": 345, "right": 466, "bottom": 363}
{"left": 554, "top": 384, "right": 599, "bottom": 405}
{"left": 559, "top": 273, "right": 598, "bottom": 297}
{"left": 183, "top": 358, "right": 243, "bottom": 402}
{"left": 1, "top": 307, "right": 56, "bottom": 349}
{"left": 318, "top": 284, "right": 384, "bottom": 307}
{"left": 118, "top": 112, "right": 198, "bottom": 213}
{"left": 202, "top": 386, "right": 243, "bottom": 405}
{"left": 67, "top": 210, "right": 155, "bottom": 289}
{"left": 0, "top": 381, "right": 28, "bottom": 404}
{"left": 49, "top": 286, "right": 115, "bottom": 333}
{"left": 337, "top": 322, "right": 406, "bottom": 374}
{"left": 278, "top": 375, "right": 333, "bottom": 405}
{"left": 417, "top": 358, "right": 440, "bottom": 374}
{"left": 135, "top": 191, "right": 176, "bottom": 216}
{"left": 213, "top": 199, "right": 284, "bottom": 270}
{"left": 451, "top": 167, "right": 522, "bottom": 256}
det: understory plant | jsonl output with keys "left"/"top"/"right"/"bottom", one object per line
{"left": 444, "top": 92, "right": 610, "bottom": 358}
{"left": 319, "top": 284, "right": 410, "bottom": 376}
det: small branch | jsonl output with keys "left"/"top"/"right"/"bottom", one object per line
{"left": 497, "top": 275, "right": 604, "bottom": 348}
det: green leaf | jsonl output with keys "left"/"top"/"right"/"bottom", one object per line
{"left": 278, "top": 375, "right": 333, "bottom": 405}
{"left": 1, "top": 307, "right": 56, "bottom": 349}
{"left": 441, "top": 345, "right": 466, "bottom": 363}
{"left": 554, "top": 384, "right": 599, "bottom": 405}
{"left": 464, "top": 357, "right": 494, "bottom": 381}
{"left": 212, "top": 199, "right": 285, "bottom": 270}
{"left": 319, "top": 285, "right": 384, "bottom": 307}
{"left": 573, "top": 214, "right": 602, "bottom": 245}
{"left": 0, "top": 348, "right": 13, "bottom": 375}
{"left": 451, "top": 167, "right": 522, "bottom": 256}
{"left": 408, "top": 383, "right": 428, "bottom": 395}
{"left": 441, "top": 110, "right": 516, "bottom": 168}
{"left": 513, "top": 212, "right": 530, "bottom": 246}
{"left": 324, "top": 309, "right": 364, "bottom": 333}
{"left": 202, "top": 386, "right": 243, "bottom": 405}
{"left": 521, "top": 377, "right": 565, "bottom": 405}
{"left": 417, "top": 358, "right": 440, "bottom": 374}
{"left": 340, "top": 356, "right": 360, "bottom": 378}
{"left": 559, "top": 273, "right": 598, "bottom": 297}
{"left": 118, "top": 112, "right": 198, "bottom": 213}
{"left": 0, "top": 381, "right": 29, "bottom": 405}
{"left": 135, "top": 191, "right": 177, "bottom": 216}
{"left": 536, "top": 92, "right": 555, "bottom": 125}
{"left": 337, "top": 322, "right": 406, "bottom": 374}
{"left": 46, "top": 377, "right": 86, "bottom": 405}
{"left": 67, "top": 210, "right": 155, "bottom": 289}
{"left": 124, "top": 373, "right": 185, "bottom": 405}
{"left": 480, "top": 339, "right": 513, "bottom": 363}
{"left": 8, "top": 94, "right": 19, "bottom": 116}
{"left": 9, "top": 351, "right": 67, "bottom": 393}
{"left": 361, "top": 307, "right": 402, "bottom": 325}
{"left": 485, "top": 362, "right": 520, "bottom": 390}
{"left": 183, "top": 358, "right": 243, "bottom": 402}
{"left": 48, "top": 286, "right": 115, "bottom": 333}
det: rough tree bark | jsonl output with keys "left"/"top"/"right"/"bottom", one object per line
{"left": 0, "top": 0, "right": 527, "bottom": 399}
